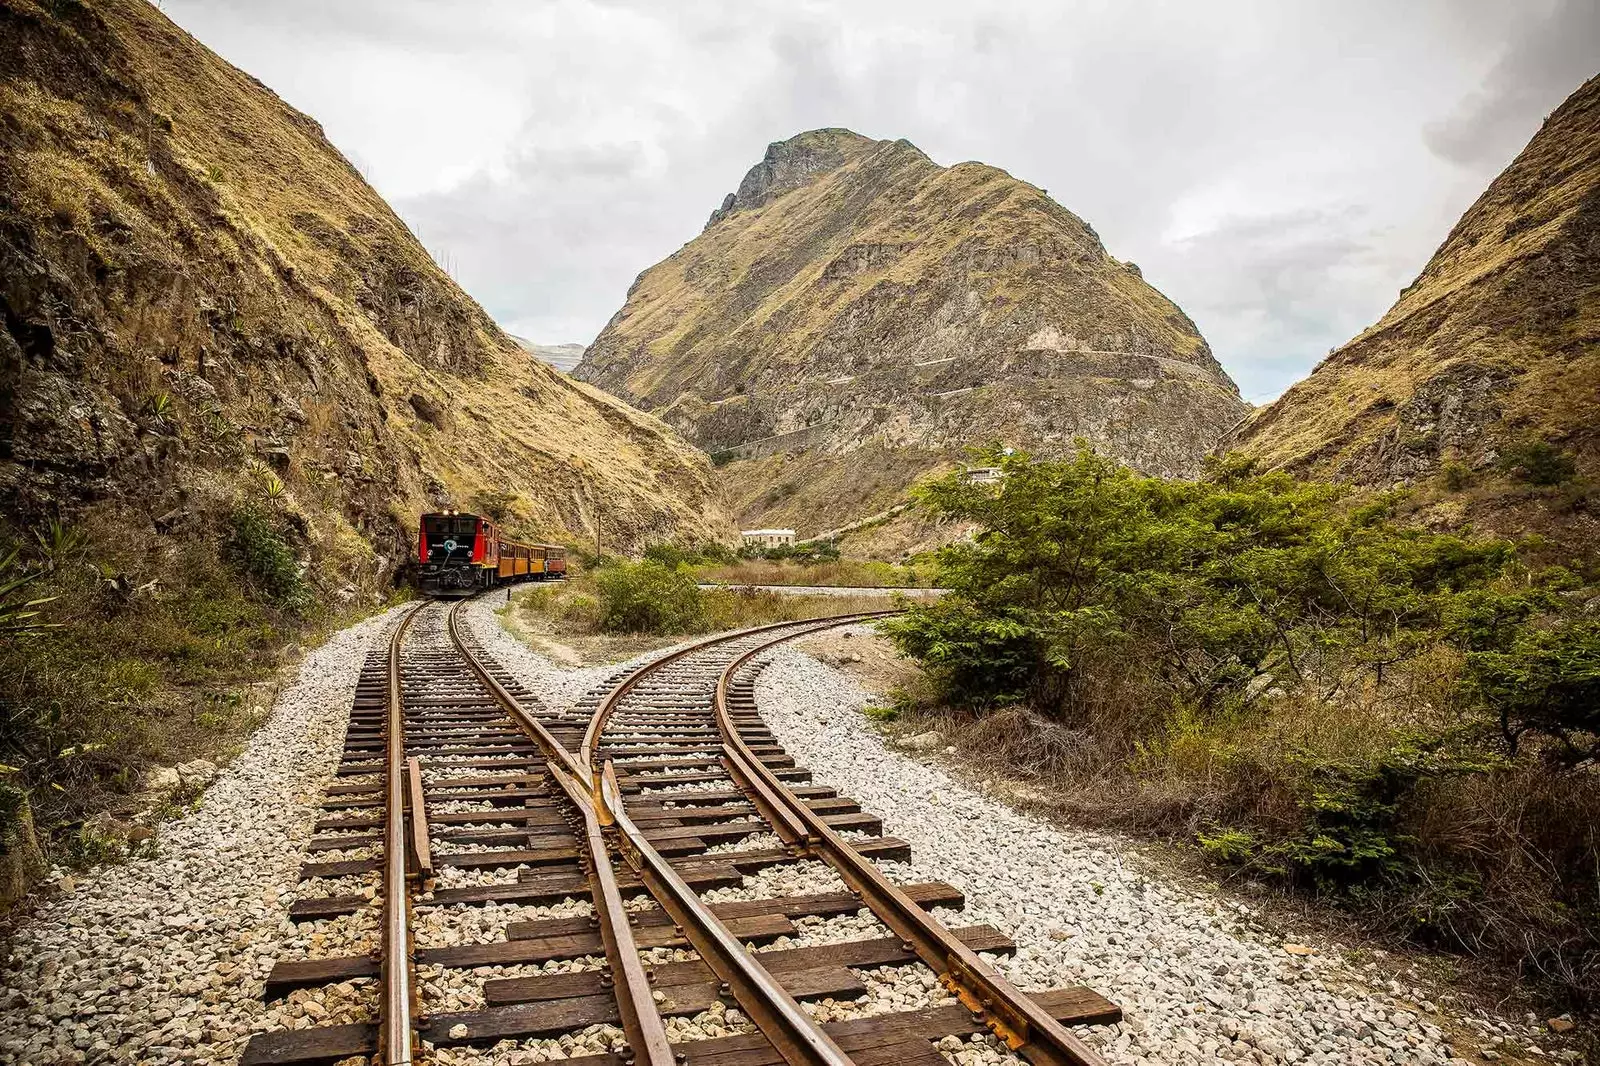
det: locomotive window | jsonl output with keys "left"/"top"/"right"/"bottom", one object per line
{"left": 423, "top": 515, "right": 478, "bottom": 537}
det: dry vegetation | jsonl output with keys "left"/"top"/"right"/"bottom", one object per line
{"left": 502, "top": 563, "right": 891, "bottom": 666}
{"left": 696, "top": 557, "right": 928, "bottom": 587}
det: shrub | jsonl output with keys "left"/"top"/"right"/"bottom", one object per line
{"left": 643, "top": 540, "right": 737, "bottom": 569}
{"left": 1439, "top": 461, "right": 1473, "bottom": 491}
{"left": 224, "top": 506, "right": 311, "bottom": 612}
{"left": 1497, "top": 439, "right": 1578, "bottom": 486}
{"left": 884, "top": 443, "right": 1600, "bottom": 1000}
{"left": 593, "top": 561, "right": 705, "bottom": 634}
{"left": 1466, "top": 618, "right": 1600, "bottom": 764}
{"left": 0, "top": 546, "right": 58, "bottom": 636}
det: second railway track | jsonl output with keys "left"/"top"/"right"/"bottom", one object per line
{"left": 242, "top": 596, "right": 1120, "bottom": 1066}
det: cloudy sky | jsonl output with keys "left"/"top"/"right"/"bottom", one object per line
{"left": 163, "top": 0, "right": 1597, "bottom": 403}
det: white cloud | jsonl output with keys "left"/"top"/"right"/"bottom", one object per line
{"left": 161, "top": 0, "right": 1599, "bottom": 401}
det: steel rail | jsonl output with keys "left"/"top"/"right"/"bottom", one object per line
{"left": 382, "top": 600, "right": 429, "bottom": 1066}
{"left": 711, "top": 621, "right": 1110, "bottom": 1066}
{"left": 580, "top": 612, "right": 900, "bottom": 1066}
{"left": 444, "top": 599, "right": 676, "bottom": 1066}
{"left": 599, "top": 762, "right": 855, "bottom": 1066}
{"left": 578, "top": 612, "right": 898, "bottom": 785}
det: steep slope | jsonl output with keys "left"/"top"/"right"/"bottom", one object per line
{"left": 0, "top": 0, "right": 731, "bottom": 561}
{"left": 1230, "top": 74, "right": 1600, "bottom": 493}
{"left": 576, "top": 129, "right": 1247, "bottom": 534}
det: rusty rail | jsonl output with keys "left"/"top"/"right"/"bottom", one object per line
{"left": 599, "top": 761, "right": 855, "bottom": 1066}
{"left": 579, "top": 612, "right": 896, "bottom": 781}
{"left": 444, "top": 601, "right": 675, "bottom": 1066}
{"left": 711, "top": 621, "right": 1110, "bottom": 1066}
{"left": 381, "top": 601, "right": 427, "bottom": 1066}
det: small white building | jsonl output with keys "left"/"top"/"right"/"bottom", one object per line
{"left": 741, "top": 528, "right": 796, "bottom": 549}
{"left": 965, "top": 467, "right": 1003, "bottom": 484}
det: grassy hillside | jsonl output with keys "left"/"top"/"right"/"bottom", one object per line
{"left": 0, "top": 0, "right": 730, "bottom": 895}
{"left": 1230, "top": 73, "right": 1599, "bottom": 553}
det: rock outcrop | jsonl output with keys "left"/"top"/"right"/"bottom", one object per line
{"left": 576, "top": 129, "right": 1247, "bottom": 533}
{"left": 1229, "top": 73, "right": 1600, "bottom": 488}
{"left": 0, "top": 0, "right": 731, "bottom": 565}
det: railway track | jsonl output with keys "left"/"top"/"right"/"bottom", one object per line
{"left": 242, "top": 596, "right": 1119, "bottom": 1066}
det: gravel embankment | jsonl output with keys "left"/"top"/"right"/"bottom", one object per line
{"left": 750, "top": 637, "right": 1551, "bottom": 1066}
{"left": 0, "top": 604, "right": 410, "bottom": 1066}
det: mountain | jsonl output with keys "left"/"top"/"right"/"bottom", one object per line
{"left": 1229, "top": 74, "right": 1600, "bottom": 496}
{"left": 512, "top": 336, "right": 587, "bottom": 373}
{"left": 574, "top": 129, "right": 1247, "bottom": 534}
{"left": 0, "top": 0, "right": 731, "bottom": 561}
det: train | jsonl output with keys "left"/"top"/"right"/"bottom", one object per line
{"left": 416, "top": 510, "right": 567, "bottom": 597}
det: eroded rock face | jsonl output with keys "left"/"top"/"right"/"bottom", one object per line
{"left": 1229, "top": 73, "right": 1600, "bottom": 489}
{"left": 0, "top": 0, "right": 730, "bottom": 557}
{"left": 577, "top": 129, "right": 1247, "bottom": 532}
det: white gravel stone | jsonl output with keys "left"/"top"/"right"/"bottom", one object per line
{"left": 750, "top": 641, "right": 1492, "bottom": 1065}
{"left": 0, "top": 604, "right": 412, "bottom": 1065}
{"left": 414, "top": 899, "right": 590, "bottom": 948}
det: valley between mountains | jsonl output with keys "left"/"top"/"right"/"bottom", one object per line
{"left": 0, "top": 3, "right": 1597, "bottom": 1064}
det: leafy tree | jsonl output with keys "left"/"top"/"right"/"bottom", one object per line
{"left": 888, "top": 445, "right": 1519, "bottom": 721}
{"left": 1467, "top": 619, "right": 1600, "bottom": 764}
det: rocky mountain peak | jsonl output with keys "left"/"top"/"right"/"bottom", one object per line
{"left": 585, "top": 128, "right": 1247, "bottom": 536}
{"left": 706, "top": 128, "right": 884, "bottom": 228}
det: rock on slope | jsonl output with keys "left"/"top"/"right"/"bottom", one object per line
{"left": 0, "top": 0, "right": 731, "bottom": 562}
{"left": 1230, "top": 73, "right": 1600, "bottom": 488}
{"left": 576, "top": 128, "right": 1247, "bottom": 534}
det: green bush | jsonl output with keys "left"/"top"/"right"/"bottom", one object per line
{"left": 643, "top": 540, "right": 737, "bottom": 569}
{"left": 736, "top": 540, "right": 841, "bottom": 563}
{"left": 1497, "top": 439, "right": 1578, "bottom": 486}
{"left": 224, "top": 506, "right": 311, "bottom": 612}
{"left": 1466, "top": 618, "right": 1600, "bottom": 764}
{"left": 885, "top": 445, "right": 1521, "bottom": 723}
{"left": 880, "top": 444, "right": 1600, "bottom": 1001}
{"left": 1439, "top": 461, "right": 1473, "bottom": 491}
{"left": 593, "top": 561, "right": 705, "bottom": 634}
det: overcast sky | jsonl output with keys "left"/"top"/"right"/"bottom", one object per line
{"left": 162, "top": 0, "right": 1597, "bottom": 403}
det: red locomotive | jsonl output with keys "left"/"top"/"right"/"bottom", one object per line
{"left": 416, "top": 511, "right": 567, "bottom": 597}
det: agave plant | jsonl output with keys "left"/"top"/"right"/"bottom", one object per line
{"left": 260, "top": 473, "right": 287, "bottom": 502}
{"left": 0, "top": 547, "right": 58, "bottom": 636}
{"left": 33, "top": 519, "right": 87, "bottom": 568}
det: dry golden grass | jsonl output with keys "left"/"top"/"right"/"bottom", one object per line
{"left": 500, "top": 576, "right": 889, "bottom": 666}
{"left": 696, "top": 558, "right": 925, "bottom": 587}
{"left": 1, "top": 0, "right": 732, "bottom": 553}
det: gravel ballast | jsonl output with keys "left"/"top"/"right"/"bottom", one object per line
{"left": 0, "top": 605, "right": 410, "bottom": 1065}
